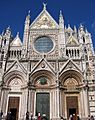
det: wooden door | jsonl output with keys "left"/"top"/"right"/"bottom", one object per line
{"left": 66, "top": 96, "right": 78, "bottom": 120}
{"left": 8, "top": 97, "right": 20, "bottom": 120}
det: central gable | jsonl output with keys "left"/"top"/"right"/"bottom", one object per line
{"left": 30, "top": 9, "right": 59, "bottom": 29}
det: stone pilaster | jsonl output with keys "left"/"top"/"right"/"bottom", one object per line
{"left": 82, "top": 87, "right": 89, "bottom": 118}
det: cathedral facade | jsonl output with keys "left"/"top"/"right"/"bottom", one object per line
{"left": 0, "top": 4, "right": 95, "bottom": 120}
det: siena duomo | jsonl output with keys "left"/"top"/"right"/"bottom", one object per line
{"left": 0, "top": 4, "right": 95, "bottom": 120}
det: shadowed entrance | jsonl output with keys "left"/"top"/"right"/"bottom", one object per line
{"left": 8, "top": 97, "right": 19, "bottom": 120}
{"left": 66, "top": 96, "right": 78, "bottom": 120}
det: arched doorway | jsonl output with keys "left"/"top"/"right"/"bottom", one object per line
{"left": 59, "top": 70, "right": 83, "bottom": 120}
{"left": 4, "top": 71, "right": 27, "bottom": 120}
{"left": 36, "top": 92, "right": 50, "bottom": 119}
{"left": 30, "top": 70, "right": 56, "bottom": 120}
{"left": 34, "top": 76, "right": 50, "bottom": 119}
{"left": 64, "top": 78, "right": 79, "bottom": 120}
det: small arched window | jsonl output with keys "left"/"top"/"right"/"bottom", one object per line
{"left": 83, "top": 36, "right": 85, "bottom": 43}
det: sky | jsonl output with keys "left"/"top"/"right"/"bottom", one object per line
{"left": 0, "top": 0, "right": 95, "bottom": 49}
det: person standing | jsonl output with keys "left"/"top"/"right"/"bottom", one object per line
{"left": 41, "top": 114, "right": 47, "bottom": 120}
{"left": 6, "top": 112, "right": 12, "bottom": 120}
{"left": 69, "top": 115, "right": 73, "bottom": 120}
{"left": 30, "top": 111, "right": 33, "bottom": 120}
{"left": 0, "top": 110, "right": 3, "bottom": 119}
{"left": 38, "top": 113, "right": 41, "bottom": 120}
{"left": 77, "top": 115, "right": 80, "bottom": 120}
{"left": 90, "top": 115, "right": 94, "bottom": 120}
{"left": 26, "top": 111, "right": 29, "bottom": 120}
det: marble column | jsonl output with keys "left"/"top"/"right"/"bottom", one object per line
{"left": 28, "top": 89, "right": 35, "bottom": 115}
{"left": 82, "top": 87, "right": 89, "bottom": 117}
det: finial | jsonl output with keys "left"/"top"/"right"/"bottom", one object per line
{"left": 60, "top": 10, "right": 62, "bottom": 15}
{"left": 43, "top": 3, "right": 47, "bottom": 10}
{"left": 74, "top": 25, "right": 77, "bottom": 32}
{"left": 26, "top": 10, "right": 30, "bottom": 21}
{"left": 80, "top": 23, "right": 82, "bottom": 27}
{"left": 7, "top": 25, "right": 10, "bottom": 30}
{"left": 17, "top": 32, "right": 19, "bottom": 36}
{"left": 85, "top": 28, "right": 88, "bottom": 33}
{"left": 79, "top": 23, "right": 84, "bottom": 31}
{"left": 68, "top": 24, "right": 70, "bottom": 28}
{"left": 28, "top": 10, "right": 30, "bottom": 15}
{"left": 59, "top": 10, "right": 64, "bottom": 25}
{"left": 16, "top": 32, "right": 20, "bottom": 38}
{"left": 1, "top": 31, "right": 4, "bottom": 36}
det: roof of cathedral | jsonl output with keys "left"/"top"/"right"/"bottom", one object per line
{"left": 30, "top": 3, "right": 59, "bottom": 29}
{"left": 11, "top": 32, "right": 22, "bottom": 46}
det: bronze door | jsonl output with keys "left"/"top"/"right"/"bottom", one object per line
{"left": 66, "top": 96, "right": 78, "bottom": 120}
{"left": 36, "top": 93, "right": 50, "bottom": 119}
{"left": 8, "top": 97, "right": 20, "bottom": 120}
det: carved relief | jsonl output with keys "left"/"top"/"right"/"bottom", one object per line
{"left": 32, "top": 13, "right": 56, "bottom": 29}
{"left": 64, "top": 78, "right": 78, "bottom": 90}
{"left": 9, "top": 78, "right": 22, "bottom": 91}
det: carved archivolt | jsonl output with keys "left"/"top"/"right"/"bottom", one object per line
{"left": 9, "top": 77, "right": 22, "bottom": 91}
{"left": 64, "top": 78, "right": 78, "bottom": 90}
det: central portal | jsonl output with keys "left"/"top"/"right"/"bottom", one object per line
{"left": 36, "top": 93, "right": 50, "bottom": 119}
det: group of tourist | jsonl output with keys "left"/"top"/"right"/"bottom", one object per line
{"left": 1, "top": 110, "right": 95, "bottom": 120}
{"left": 25, "top": 111, "right": 48, "bottom": 120}
{"left": 0, "top": 110, "right": 15, "bottom": 120}
{"left": 88, "top": 115, "right": 95, "bottom": 120}
{"left": 68, "top": 114, "right": 95, "bottom": 120}
{"left": 26, "top": 111, "right": 33, "bottom": 120}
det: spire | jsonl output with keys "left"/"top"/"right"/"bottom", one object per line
{"left": 23, "top": 10, "right": 31, "bottom": 48}
{"left": 5, "top": 26, "right": 11, "bottom": 34}
{"left": 43, "top": 3, "right": 47, "bottom": 10}
{"left": 4, "top": 26, "right": 12, "bottom": 38}
{"left": 1, "top": 31, "right": 4, "bottom": 36}
{"left": 25, "top": 10, "right": 31, "bottom": 26}
{"left": 74, "top": 25, "right": 77, "bottom": 33}
{"left": 26, "top": 10, "right": 31, "bottom": 20}
{"left": 79, "top": 24, "right": 84, "bottom": 31}
{"left": 59, "top": 10, "right": 64, "bottom": 29}
{"left": 85, "top": 28, "right": 89, "bottom": 33}
{"left": 68, "top": 24, "right": 70, "bottom": 28}
{"left": 6, "top": 26, "right": 11, "bottom": 31}
{"left": 16, "top": 32, "right": 19, "bottom": 38}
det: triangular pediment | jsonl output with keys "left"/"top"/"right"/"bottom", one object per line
{"left": 66, "top": 36, "right": 79, "bottom": 46}
{"left": 30, "top": 9, "right": 59, "bottom": 29}
{"left": 30, "top": 58, "right": 55, "bottom": 76}
{"left": 59, "top": 59, "right": 82, "bottom": 76}
{"left": 4, "top": 59, "right": 27, "bottom": 75}
{"left": 10, "top": 33, "right": 22, "bottom": 47}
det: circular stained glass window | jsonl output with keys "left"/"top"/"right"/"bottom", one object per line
{"left": 34, "top": 36, "right": 53, "bottom": 53}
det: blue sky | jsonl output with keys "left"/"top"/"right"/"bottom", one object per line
{"left": 0, "top": 0, "right": 95, "bottom": 49}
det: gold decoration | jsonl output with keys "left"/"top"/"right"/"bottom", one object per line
{"left": 32, "top": 13, "right": 56, "bottom": 29}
